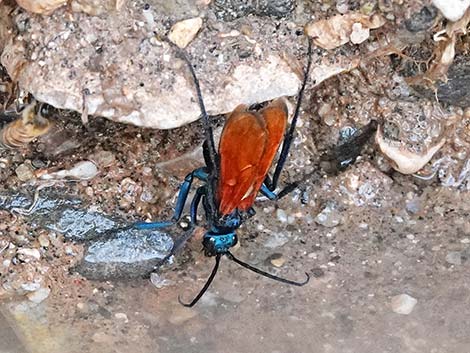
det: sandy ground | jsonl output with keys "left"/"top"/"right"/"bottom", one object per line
{"left": 1, "top": 2, "right": 470, "bottom": 353}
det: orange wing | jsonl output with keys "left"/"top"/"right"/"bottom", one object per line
{"left": 238, "top": 99, "right": 288, "bottom": 210}
{"left": 218, "top": 105, "right": 267, "bottom": 215}
{"left": 217, "top": 99, "right": 288, "bottom": 215}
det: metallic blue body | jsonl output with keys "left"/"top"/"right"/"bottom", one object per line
{"left": 203, "top": 231, "right": 237, "bottom": 256}
{"left": 133, "top": 167, "right": 246, "bottom": 256}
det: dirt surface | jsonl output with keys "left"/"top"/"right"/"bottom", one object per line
{"left": 1, "top": 1, "right": 470, "bottom": 353}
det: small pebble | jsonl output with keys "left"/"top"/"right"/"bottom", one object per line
{"left": 40, "top": 160, "right": 98, "bottom": 180}
{"left": 150, "top": 272, "right": 173, "bottom": 289}
{"left": 168, "top": 17, "right": 203, "bottom": 48}
{"left": 21, "top": 282, "right": 41, "bottom": 292}
{"left": 38, "top": 233, "right": 50, "bottom": 247}
{"left": 391, "top": 294, "right": 417, "bottom": 315}
{"left": 276, "top": 209, "right": 288, "bottom": 223}
{"left": 115, "top": 312, "right": 129, "bottom": 322}
{"left": 27, "top": 287, "right": 51, "bottom": 304}
{"left": 405, "top": 198, "right": 422, "bottom": 214}
{"left": 446, "top": 251, "right": 462, "bottom": 265}
{"left": 89, "top": 150, "right": 115, "bottom": 168}
{"left": 460, "top": 238, "right": 470, "bottom": 244}
{"left": 269, "top": 254, "right": 286, "bottom": 268}
{"left": 76, "top": 302, "right": 89, "bottom": 313}
{"left": 16, "top": 248, "right": 41, "bottom": 261}
{"left": 315, "top": 204, "right": 342, "bottom": 228}
{"left": 15, "top": 162, "right": 35, "bottom": 182}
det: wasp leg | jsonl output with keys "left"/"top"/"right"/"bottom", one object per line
{"left": 259, "top": 184, "right": 277, "bottom": 200}
{"left": 133, "top": 167, "right": 208, "bottom": 230}
{"left": 265, "top": 37, "right": 313, "bottom": 192}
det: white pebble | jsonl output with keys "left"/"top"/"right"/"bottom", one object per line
{"left": 432, "top": 0, "right": 470, "bottom": 21}
{"left": 21, "top": 282, "right": 41, "bottom": 292}
{"left": 276, "top": 209, "right": 288, "bottom": 223}
{"left": 115, "top": 312, "right": 129, "bottom": 322}
{"left": 391, "top": 294, "right": 417, "bottom": 315}
{"left": 150, "top": 273, "right": 173, "bottom": 289}
{"left": 27, "top": 287, "right": 51, "bottom": 304}
{"left": 17, "top": 248, "right": 41, "bottom": 261}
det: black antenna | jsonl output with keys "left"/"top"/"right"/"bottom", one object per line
{"left": 268, "top": 37, "right": 314, "bottom": 190}
{"left": 226, "top": 251, "right": 309, "bottom": 286}
{"left": 178, "top": 254, "right": 222, "bottom": 307}
{"left": 159, "top": 35, "right": 218, "bottom": 172}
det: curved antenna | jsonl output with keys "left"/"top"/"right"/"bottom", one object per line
{"left": 159, "top": 34, "right": 219, "bottom": 217}
{"left": 226, "top": 251, "right": 309, "bottom": 286}
{"left": 159, "top": 35, "right": 218, "bottom": 172}
{"left": 269, "top": 37, "right": 314, "bottom": 190}
{"left": 178, "top": 254, "right": 221, "bottom": 307}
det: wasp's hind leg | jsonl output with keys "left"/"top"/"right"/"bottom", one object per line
{"left": 133, "top": 167, "right": 208, "bottom": 230}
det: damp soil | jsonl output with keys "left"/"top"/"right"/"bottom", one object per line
{"left": 1, "top": 9, "right": 470, "bottom": 353}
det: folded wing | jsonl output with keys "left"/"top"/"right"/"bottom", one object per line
{"left": 218, "top": 99, "right": 288, "bottom": 215}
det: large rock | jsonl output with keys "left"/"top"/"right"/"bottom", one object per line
{"left": 0, "top": 1, "right": 304, "bottom": 129}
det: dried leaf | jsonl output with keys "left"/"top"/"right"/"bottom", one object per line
{"left": 305, "top": 13, "right": 385, "bottom": 50}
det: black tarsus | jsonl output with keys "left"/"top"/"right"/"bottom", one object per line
{"left": 267, "top": 37, "right": 314, "bottom": 191}
{"left": 178, "top": 254, "right": 222, "bottom": 307}
{"left": 226, "top": 251, "right": 309, "bottom": 286}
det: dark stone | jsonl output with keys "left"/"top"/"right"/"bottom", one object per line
{"left": 321, "top": 120, "right": 378, "bottom": 174}
{"left": 0, "top": 191, "right": 80, "bottom": 214}
{"left": 413, "top": 55, "right": 470, "bottom": 107}
{"left": 44, "top": 208, "right": 122, "bottom": 241}
{"left": 405, "top": 6, "right": 438, "bottom": 32}
{"left": 76, "top": 227, "right": 173, "bottom": 279}
{"left": 0, "top": 191, "right": 123, "bottom": 241}
{"left": 212, "top": 0, "right": 295, "bottom": 21}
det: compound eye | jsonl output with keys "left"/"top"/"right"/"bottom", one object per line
{"left": 202, "top": 237, "right": 216, "bottom": 257}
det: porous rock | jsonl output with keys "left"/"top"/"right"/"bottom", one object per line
{"left": 0, "top": 2, "right": 302, "bottom": 129}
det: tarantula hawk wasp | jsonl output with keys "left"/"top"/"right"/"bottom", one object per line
{"left": 136, "top": 33, "right": 313, "bottom": 307}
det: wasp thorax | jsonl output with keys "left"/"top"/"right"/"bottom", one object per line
{"left": 0, "top": 102, "right": 52, "bottom": 149}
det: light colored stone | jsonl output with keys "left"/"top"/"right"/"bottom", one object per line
{"left": 16, "top": 248, "right": 41, "bottom": 261}
{"left": 39, "top": 160, "right": 98, "bottom": 180}
{"left": 168, "top": 17, "right": 203, "bottom": 49}
{"left": 376, "top": 125, "right": 446, "bottom": 175}
{"left": 391, "top": 294, "right": 417, "bottom": 315}
{"left": 305, "top": 13, "right": 385, "bottom": 50}
{"left": 0, "top": 5, "right": 359, "bottom": 130}
{"left": 446, "top": 251, "right": 462, "bottom": 265}
{"left": 315, "top": 204, "right": 342, "bottom": 228}
{"left": 16, "top": 0, "right": 67, "bottom": 14}
{"left": 270, "top": 255, "right": 286, "bottom": 268}
{"left": 114, "top": 312, "right": 129, "bottom": 322}
{"left": 26, "top": 287, "right": 51, "bottom": 303}
{"left": 38, "top": 233, "right": 50, "bottom": 248}
{"left": 432, "top": 0, "right": 470, "bottom": 22}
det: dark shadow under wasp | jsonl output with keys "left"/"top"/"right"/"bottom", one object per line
{"left": 132, "top": 33, "right": 314, "bottom": 307}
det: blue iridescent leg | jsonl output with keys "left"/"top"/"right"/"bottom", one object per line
{"left": 154, "top": 187, "right": 206, "bottom": 266}
{"left": 259, "top": 184, "right": 277, "bottom": 200}
{"left": 133, "top": 168, "right": 208, "bottom": 230}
